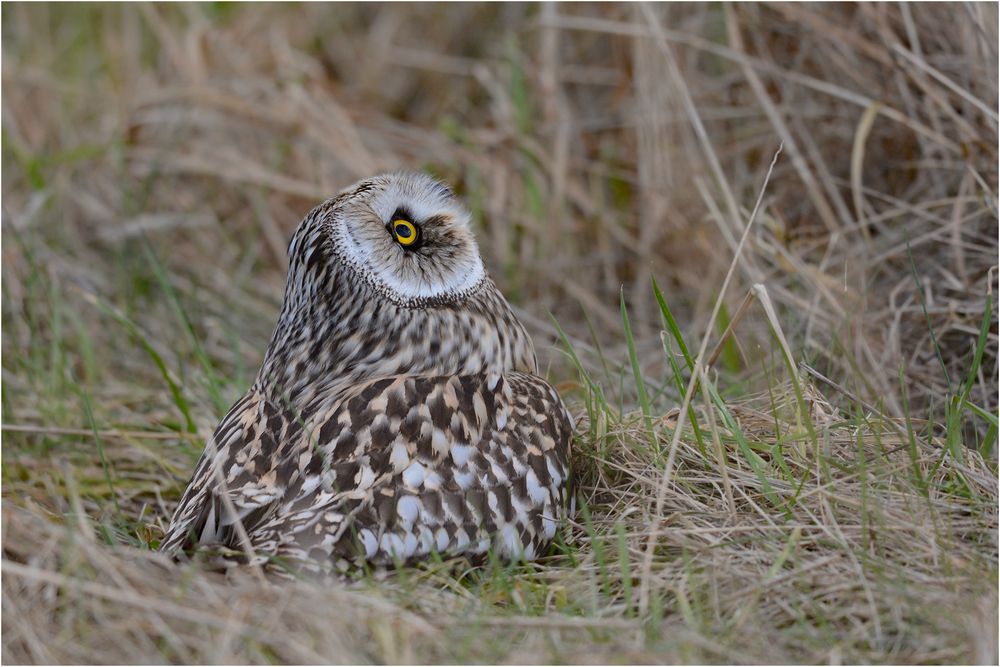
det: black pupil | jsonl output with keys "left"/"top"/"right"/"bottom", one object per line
{"left": 395, "top": 224, "right": 412, "bottom": 238}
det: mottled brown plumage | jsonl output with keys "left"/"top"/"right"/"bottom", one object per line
{"left": 160, "top": 172, "right": 573, "bottom": 577}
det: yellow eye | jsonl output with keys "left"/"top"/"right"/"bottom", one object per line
{"left": 392, "top": 219, "right": 418, "bottom": 246}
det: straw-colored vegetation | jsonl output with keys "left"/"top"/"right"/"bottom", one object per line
{"left": 2, "top": 4, "right": 997, "bottom": 664}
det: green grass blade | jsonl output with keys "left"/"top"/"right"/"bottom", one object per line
{"left": 652, "top": 277, "right": 694, "bottom": 369}
{"left": 616, "top": 521, "right": 633, "bottom": 617}
{"left": 77, "top": 386, "right": 120, "bottom": 515}
{"left": 706, "top": 380, "right": 780, "bottom": 507}
{"left": 83, "top": 291, "right": 197, "bottom": 434}
{"left": 142, "top": 241, "right": 227, "bottom": 415}
{"left": 906, "top": 243, "right": 953, "bottom": 392}
{"left": 620, "top": 290, "right": 655, "bottom": 450}
{"left": 652, "top": 277, "right": 707, "bottom": 456}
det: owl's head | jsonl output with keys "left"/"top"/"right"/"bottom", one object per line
{"left": 298, "top": 171, "right": 485, "bottom": 306}
{"left": 264, "top": 172, "right": 536, "bottom": 395}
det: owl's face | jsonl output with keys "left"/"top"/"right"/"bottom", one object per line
{"left": 321, "top": 172, "right": 485, "bottom": 305}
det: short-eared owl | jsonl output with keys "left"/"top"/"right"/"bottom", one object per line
{"left": 160, "top": 172, "right": 573, "bottom": 576}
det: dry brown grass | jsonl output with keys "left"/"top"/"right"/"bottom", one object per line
{"left": 4, "top": 386, "right": 997, "bottom": 663}
{"left": 2, "top": 3, "right": 997, "bottom": 664}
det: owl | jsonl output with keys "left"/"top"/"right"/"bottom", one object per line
{"left": 160, "top": 172, "right": 573, "bottom": 577}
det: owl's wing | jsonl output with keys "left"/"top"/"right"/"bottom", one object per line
{"left": 247, "top": 372, "right": 574, "bottom": 575}
{"left": 159, "top": 388, "right": 307, "bottom": 555}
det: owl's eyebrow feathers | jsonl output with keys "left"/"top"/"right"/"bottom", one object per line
{"left": 420, "top": 214, "right": 450, "bottom": 228}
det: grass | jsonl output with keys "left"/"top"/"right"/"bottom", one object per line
{"left": 2, "top": 3, "right": 997, "bottom": 664}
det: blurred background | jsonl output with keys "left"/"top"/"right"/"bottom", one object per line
{"left": 3, "top": 3, "right": 996, "bottom": 449}
{"left": 2, "top": 5, "right": 998, "bottom": 663}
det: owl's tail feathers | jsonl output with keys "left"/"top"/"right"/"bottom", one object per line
{"left": 213, "top": 488, "right": 374, "bottom": 579}
{"left": 158, "top": 484, "right": 282, "bottom": 565}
